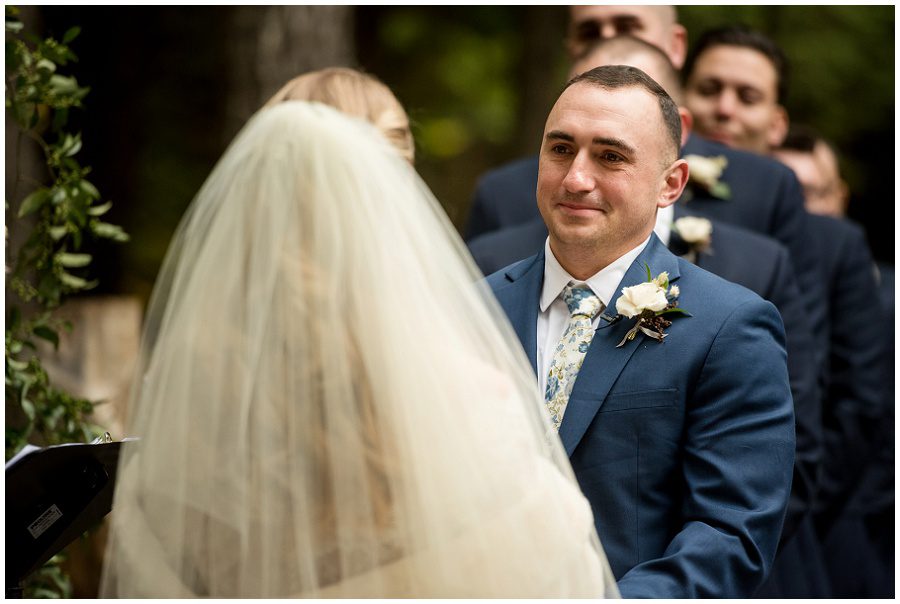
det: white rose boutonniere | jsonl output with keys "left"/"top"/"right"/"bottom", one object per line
{"left": 673, "top": 216, "right": 714, "bottom": 262}
{"left": 685, "top": 154, "right": 731, "bottom": 200}
{"left": 616, "top": 281, "right": 669, "bottom": 318}
{"left": 615, "top": 264, "right": 690, "bottom": 347}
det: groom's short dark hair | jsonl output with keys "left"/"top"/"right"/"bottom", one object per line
{"left": 564, "top": 64, "right": 682, "bottom": 162}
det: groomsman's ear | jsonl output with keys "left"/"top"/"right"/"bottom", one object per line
{"left": 678, "top": 107, "right": 694, "bottom": 148}
{"left": 658, "top": 158, "right": 689, "bottom": 208}
{"left": 669, "top": 22, "right": 689, "bottom": 70}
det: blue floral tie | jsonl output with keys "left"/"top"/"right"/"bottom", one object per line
{"left": 545, "top": 283, "right": 604, "bottom": 431}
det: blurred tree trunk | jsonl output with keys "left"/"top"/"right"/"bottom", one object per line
{"left": 223, "top": 6, "right": 356, "bottom": 142}
{"left": 516, "top": 6, "right": 569, "bottom": 153}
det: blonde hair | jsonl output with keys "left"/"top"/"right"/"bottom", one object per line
{"left": 265, "top": 67, "right": 415, "bottom": 163}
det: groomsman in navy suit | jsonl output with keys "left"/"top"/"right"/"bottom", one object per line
{"left": 682, "top": 24, "right": 890, "bottom": 597}
{"left": 487, "top": 64, "right": 794, "bottom": 598}
{"left": 774, "top": 129, "right": 892, "bottom": 597}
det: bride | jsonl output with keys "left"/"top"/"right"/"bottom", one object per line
{"left": 100, "top": 69, "right": 618, "bottom": 598}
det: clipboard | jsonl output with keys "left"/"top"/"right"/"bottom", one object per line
{"left": 5, "top": 435, "right": 135, "bottom": 589}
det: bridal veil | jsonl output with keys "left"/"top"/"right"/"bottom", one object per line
{"left": 100, "top": 101, "right": 618, "bottom": 597}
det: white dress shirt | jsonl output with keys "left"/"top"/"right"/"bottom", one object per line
{"left": 536, "top": 235, "right": 652, "bottom": 397}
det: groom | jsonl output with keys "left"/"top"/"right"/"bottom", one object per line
{"left": 486, "top": 65, "right": 795, "bottom": 598}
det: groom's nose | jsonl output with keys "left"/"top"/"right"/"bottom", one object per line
{"left": 562, "top": 152, "right": 595, "bottom": 194}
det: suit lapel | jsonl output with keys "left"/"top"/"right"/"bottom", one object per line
{"left": 558, "top": 235, "right": 682, "bottom": 455}
{"left": 491, "top": 251, "right": 544, "bottom": 374}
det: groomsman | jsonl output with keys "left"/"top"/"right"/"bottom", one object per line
{"left": 773, "top": 127, "right": 849, "bottom": 218}
{"left": 682, "top": 25, "right": 789, "bottom": 155}
{"left": 565, "top": 5, "right": 687, "bottom": 67}
{"left": 774, "top": 128, "right": 893, "bottom": 598}
{"left": 685, "top": 25, "right": 889, "bottom": 597}
{"left": 685, "top": 26, "right": 884, "bottom": 459}
{"left": 486, "top": 64, "right": 794, "bottom": 598}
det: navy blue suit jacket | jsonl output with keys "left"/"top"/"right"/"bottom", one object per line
{"left": 678, "top": 135, "right": 817, "bottom": 294}
{"left": 465, "top": 135, "right": 820, "bottom": 312}
{"left": 798, "top": 217, "right": 890, "bottom": 597}
{"left": 486, "top": 235, "right": 795, "bottom": 598}
{"left": 465, "top": 155, "right": 539, "bottom": 241}
{"left": 470, "top": 210, "right": 821, "bottom": 543}
{"left": 802, "top": 215, "right": 886, "bottom": 526}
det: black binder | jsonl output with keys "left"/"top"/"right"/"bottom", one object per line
{"left": 5, "top": 438, "right": 131, "bottom": 591}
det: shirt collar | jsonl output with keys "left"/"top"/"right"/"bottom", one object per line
{"left": 654, "top": 204, "right": 674, "bottom": 247}
{"left": 540, "top": 234, "right": 652, "bottom": 312}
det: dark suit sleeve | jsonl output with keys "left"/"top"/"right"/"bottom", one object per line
{"left": 762, "top": 249, "right": 822, "bottom": 545}
{"left": 465, "top": 180, "right": 498, "bottom": 241}
{"left": 815, "top": 227, "right": 887, "bottom": 529}
{"left": 467, "top": 219, "right": 548, "bottom": 277}
{"left": 465, "top": 157, "right": 542, "bottom": 241}
{"left": 617, "top": 297, "right": 795, "bottom": 598}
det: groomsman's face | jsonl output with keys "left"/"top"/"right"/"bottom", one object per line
{"left": 567, "top": 5, "right": 687, "bottom": 69}
{"left": 773, "top": 148, "right": 841, "bottom": 217}
{"left": 537, "top": 82, "right": 687, "bottom": 262}
{"left": 684, "top": 45, "right": 788, "bottom": 154}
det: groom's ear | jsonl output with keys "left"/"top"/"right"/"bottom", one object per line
{"left": 658, "top": 159, "right": 689, "bottom": 209}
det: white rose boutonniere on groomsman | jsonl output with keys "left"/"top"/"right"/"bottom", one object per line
{"left": 684, "top": 154, "right": 731, "bottom": 200}
{"left": 673, "top": 216, "right": 713, "bottom": 263}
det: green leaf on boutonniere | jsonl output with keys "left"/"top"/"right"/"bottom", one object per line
{"left": 685, "top": 154, "right": 730, "bottom": 200}
{"left": 710, "top": 182, "right": 731, "bottom": 200}
{"left": 644, "top": 262, "right": 652, "bottom": 282}
{"left": 656, "top": 307, "right": 692, "bottom": 317}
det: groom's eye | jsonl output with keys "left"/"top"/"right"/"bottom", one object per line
{"left": 599, "top": 151, "right": 624, "bottom": 163}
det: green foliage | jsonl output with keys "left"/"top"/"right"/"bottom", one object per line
{"left": 5, "top": 6, "right": 127, "bottom": 597}
{"left": 16, "top": 554, "right": 74, "bottom": 599}
{"left": 377, "top": 7, "right": 521, "bottom": 157}
{"left": 5, "top": 308, "right": 103, "bottom": 460}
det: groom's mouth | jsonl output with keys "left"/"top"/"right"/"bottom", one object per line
{"left": 557, "top": 202, "right": 604, "bottom": 218}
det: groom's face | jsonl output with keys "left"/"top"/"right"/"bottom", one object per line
{"left": 536, "top": 82, "right": 676, "bottom": 259}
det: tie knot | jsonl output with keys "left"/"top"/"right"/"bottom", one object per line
{"left": 562, "top": 283, "right": 602, "bottom": 319}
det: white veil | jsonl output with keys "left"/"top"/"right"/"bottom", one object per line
{"left": 99, "top": 101, "right": 618, "bottom": 598}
